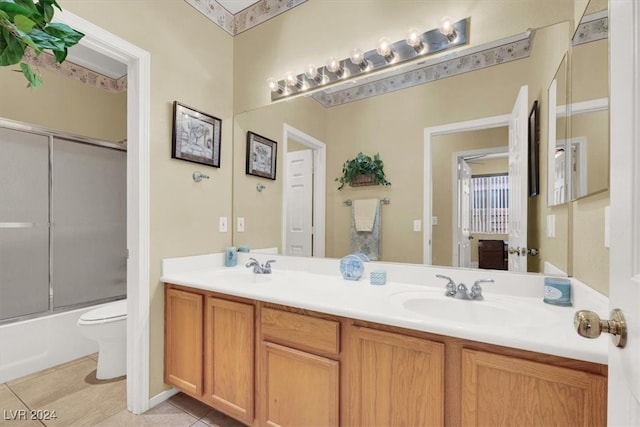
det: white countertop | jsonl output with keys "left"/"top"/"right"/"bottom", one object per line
{"left": 161, "top": 252, "right": 609, "bottom": 365}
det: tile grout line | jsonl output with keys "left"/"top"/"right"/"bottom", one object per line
{"left": 4, "top": 382, "right": 46, "bottom": 426}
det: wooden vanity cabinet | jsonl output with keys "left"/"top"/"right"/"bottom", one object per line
{"left": 165, "top": 285, "right": 607, "bottom": 427}
{"left": 461, "top": 349, "right": 607, "bottom": 426}
{"left": 164, "top": 287, "right": 203, "bottom": 396}
{"left": 203, "top": 297, "right": 255, "bottom": 425}
{"left": 347, "top": 326, "right": 445, "bottom": 427}
{"left": 259, "top": 306, "right": 340, "bottom": 427}
{"left": 164, "top": 285, "right": 255, "bottom": 425}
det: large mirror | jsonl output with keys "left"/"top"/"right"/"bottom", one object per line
{"left": 548, "top": 0, "right": 609, "bottom": 205}
{"left": 232, "top": 2, "right": 607, "bottom": 280}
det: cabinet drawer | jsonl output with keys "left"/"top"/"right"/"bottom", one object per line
{"left": 261, "top": 307, "right": 340, "bottom": 355}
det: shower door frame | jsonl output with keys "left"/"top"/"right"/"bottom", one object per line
{"left": 55, "top": 10, "right": 151, "bottom": 415}
{"left": 0, "top": 119, "right": 128, "bottom": 323}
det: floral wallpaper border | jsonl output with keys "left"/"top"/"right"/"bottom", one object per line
{"left": 22, "top": 48, "right": 126, "bottom": 93}
{"left": 185, "top": 0, "right": 308, "bottom": 36}
{"left": 312, "top": 36, "right": 532, "bottom": 108}
{"left": 573, "top": 16, "right": 608, "bottom": 46}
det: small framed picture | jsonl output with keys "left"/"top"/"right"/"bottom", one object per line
{"left": 171, "top": 101, "right": 221, "bottom": 167}
{"left": 246, "top": 131, "right": 277, "bottom": 180}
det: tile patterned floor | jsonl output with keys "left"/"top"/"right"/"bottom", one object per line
{"left": 0, "top": 356, "right": 245, "bottom": 426}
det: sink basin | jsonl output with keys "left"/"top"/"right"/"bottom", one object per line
{"left": 392, "top": 290, "right": 559, "bottom": 328}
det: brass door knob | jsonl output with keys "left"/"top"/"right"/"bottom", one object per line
{"left": 508, "top": 246, "right": 520, "bottom": 255}
{"left": 574, "top": 309, "right": 627, "bottom": 348}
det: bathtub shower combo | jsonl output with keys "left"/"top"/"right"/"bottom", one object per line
{"left": 0, "top": 121, "right": 127, "bottom": 382}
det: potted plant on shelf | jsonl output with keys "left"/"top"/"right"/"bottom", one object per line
{"left": 336, "top": 152, "right": 391, "bottom": 190}
{"left": 0, "top": 0, "right": 84, "bottom": 88}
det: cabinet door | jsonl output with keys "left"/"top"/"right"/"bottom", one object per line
{"left": 461, "top": 349, "right": 607, "bottom": 426}
{"left": 261, "top": 341, "right": 339, "bottom": 427}
{"left": 165, "top": 287, "right": 203, "bottom": 396}
{"left": 348, "top": 327, "right": 445, "bottom": 427}
{"left": 204, "top": 297, "right": 255, "bottom": 425}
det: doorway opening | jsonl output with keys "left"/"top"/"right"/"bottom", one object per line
{"left": 282, "top": 124, "right": 326, "bottom": 257}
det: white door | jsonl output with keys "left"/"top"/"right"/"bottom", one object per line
{"left": 457, "top": 158, "right": 472, "bottom": 267}
{"left": 604, "top": 1, "right": 640, "bottom": 424}
{"left": 507, "top": 85, "right": 529, "bottom": 272}
{"left": 285, "top": 149, "right": 313, "bottom": 256}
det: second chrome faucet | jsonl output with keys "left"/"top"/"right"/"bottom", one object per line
{"left": 246, "top": 258, "right": 276, "bottom": 274}
{"left": 436, "top": 274, "right": 494, "bottom": 301}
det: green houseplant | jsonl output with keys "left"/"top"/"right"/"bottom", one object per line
{"left": 0, "top": 0, "right": 84, "bottom": 88}
{"left": 336, "top": 152, "right": 391, "bottom": 190}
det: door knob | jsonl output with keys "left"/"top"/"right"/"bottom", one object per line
{"left": 574, "top": 309, "right": 627, "bottom": 348}
{"left": 508, "top": 246, "right": 520, "bottom": 255}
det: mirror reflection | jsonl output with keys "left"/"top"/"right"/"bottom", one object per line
{"left": 233, "top": 19, "right": 579, "bottom": 275}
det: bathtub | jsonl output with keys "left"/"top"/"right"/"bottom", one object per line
{"left": 0, "top": 304, "right": 112, "bottom": 383}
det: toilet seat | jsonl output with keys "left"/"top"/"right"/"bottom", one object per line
{"left": 78, "top": 300, "right": 127, "bottom": 325}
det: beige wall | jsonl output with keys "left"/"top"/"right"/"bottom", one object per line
{"left": 58, "top": 0, "right": 235, "bottom": 397}
{"left": 0, "top": 67, "right": 126, "bottom": 143}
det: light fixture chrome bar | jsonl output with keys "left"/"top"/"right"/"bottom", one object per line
{"left": 270, "top": 17, "right": 469, "bottom": 102}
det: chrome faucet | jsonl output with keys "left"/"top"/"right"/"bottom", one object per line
{"left": 469, "top": 279, "right": 494, "bottom": 301}
{"left": 245, "top": 258, "right": 276, "bottom": 274}
{"left": 436, "top": 274, "right": 457, "bottom": 297}
{"left": 436, "top": 275, "right": 494, "bottom": 301}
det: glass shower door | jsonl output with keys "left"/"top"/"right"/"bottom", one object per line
{"left": 0, "top": 127, "right": 51, "bottom": 321}
{"left": 50, "top": 138, "right": 126, "bottom": 309}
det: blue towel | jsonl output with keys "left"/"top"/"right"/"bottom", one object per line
{"left": 351, "top": 201, "right": 380, "bottom": 260}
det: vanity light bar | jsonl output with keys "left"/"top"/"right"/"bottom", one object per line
{"left": 269, "top": 17, "right": 469, "bottom": 102}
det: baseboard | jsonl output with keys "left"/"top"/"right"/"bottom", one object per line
{"left": 148, "top": 387, "right": 180, "bottom": 410}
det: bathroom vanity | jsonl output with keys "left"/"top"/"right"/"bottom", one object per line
{"left": 162, "top": 253, "right": 608, "bottom": 426}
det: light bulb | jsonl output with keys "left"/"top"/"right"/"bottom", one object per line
{"left": 376, "top": 37, "right": 395, "bottom": 62}
{"left": 325, "top": 56, "right": 345, "bottom": 77}
{"left": 405, "top": 28, "right": 424, "bottom": 52}
{"left": 439, "top": 16, "right": 457, "bottom": 41}
{"left": 285, "top": 71, "right": 299, "bottom": 87}
{"left": 266, "top": 77, "right": 282, "bottom": 93}
{"left": 305, "top": 64, "right": 319, "bottom": 81}
{"left": 326, "top": 56, "right": 340, "bottom": 73}
{"left": 349, "top": 48, "right": 369, "bottom": 70}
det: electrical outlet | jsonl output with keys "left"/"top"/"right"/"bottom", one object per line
{"left": 237, "top": 217, "right": 245, "bottom": 233}
{"left": 219, "top": 216, "right": 228, "bottom": 233}
{"left": 413, "top": 219, "right": 422, "bottom": 232}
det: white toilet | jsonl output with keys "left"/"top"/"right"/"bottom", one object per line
{"left": 77, "top": 299, "right": 127, "bottom": 380}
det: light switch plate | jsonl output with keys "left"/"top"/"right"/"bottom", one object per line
{"left": 237, "top": 217, "right": 245, "bottom": 233}
{"left": 431, "top": 216, "right": 438, "bottom": 226}
{"left": 604, "top": 206, "right": 610, "bottom": 248}
{"left": 546, "top": 214, "right": 555, "bottom": 238}
{"left": 219, "top": 216, "right": 228, "bottom": 233}
{"left": 413, "top": 219, "right": 422, "bottom": 232}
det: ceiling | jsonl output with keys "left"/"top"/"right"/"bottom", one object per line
{"left": 217, "top": 0, "right": 260, "bottom": 14}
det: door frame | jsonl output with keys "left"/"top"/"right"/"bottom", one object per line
{"left": 56, "top": 10, "right": 151, "bottom": 414}
{"left": 282, "top": 124, "right": 326, "bottom": 257}
{"left": 424, "top": 114, "right": 509, "bottom": 264}
{"left": 451, "top": 147, "right": 508, "bottom": 267}
{"left": 608, "top": 0, "right": 640, "bottom": 423}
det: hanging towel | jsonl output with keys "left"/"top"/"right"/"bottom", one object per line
{"left": 351, "top": 200, "right": 381, "bottom": 260}
{"left": 353, "top": 198, "right": 379, "bottom": 232}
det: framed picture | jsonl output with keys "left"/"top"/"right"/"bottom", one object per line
{"left": 528, "top": 100, "right": 540, "bottom": 197}
{"left": 171, "top": 101, "right": 221, "bottom": 167}
{"left": 246, "top": 131, "right": 277, "bottom": 180}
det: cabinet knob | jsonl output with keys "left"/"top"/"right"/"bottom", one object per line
{"left": 574, "top": 309, "right": 627, "bottom": 348}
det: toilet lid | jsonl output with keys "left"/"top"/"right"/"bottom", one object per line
{"left": 79, "top": 300, "right": 127, "bottom": 323}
